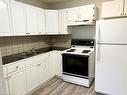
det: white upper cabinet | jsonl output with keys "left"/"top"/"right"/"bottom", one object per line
{"left": 26, "top": 5, "right": 38, "bottom": 35}
{"left": 124, "top": 0, "right": 127, "bottom": 15}
{"left": 102, "top": 0, "right": 125, "bottom": 18}
{"left": 11, "top": 1, "right": 27, "bottom": 35}
{"left": 59, "top": 9, "right": 68, "bottom": 34}
{"left": 68, "top": 7, "right": 79, "bottom": 22}
{"left": 45, "top": 10, "right": 59, "bottom": 34}
{"left": 0, "top": 0, "right": 12, "bottom": 36}
{"left": 37, "top": 8, "right": 46, "bottom": 34}
{"left": 79, "top": 4, "right": 96, "bottom": 20}
{"left": 67, "top": 4, "right": 96, "bottom": 25}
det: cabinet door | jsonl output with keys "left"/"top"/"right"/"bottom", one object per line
{"left": 48, "top": 52, "right": 56, "bottom": 78}
{"left": 5, "top": 78, "right": 9, "bottom": 95}
{"left": 39, "top": 60, "right": 49, "bottom": 84}
{"left": 68, "top": 7, "right": 79, "bottom": 21}
{"left": 8, "top": 70, "right": 26, "bottom": 95}
{"left": 11, "top": 1, "right": 27, "bottom": 35}
{"left": 102, "top": 0, "right": 124, "bottom": 18}
{"left": 0, "top": 0, "right": 12, "bottom": 36}
{"left": 67, "top": 7, "right": 79, "bottom": 25}
{"left": 59, "top": 9, "right": 68, "bottom": 34}
{"left": 26, "top": 65, "right": 40, "bottom": 92}
{"left": 26, "top": 5, "right": 38, "bottom": 35}
{"left": 55, "top": 51, "right": 62, "bottom": 76}
{"left": 37, "top": 8, "right": 46, "bottom": 34}
{"left": 79, "top": 4, "right": 95, "bottom": 20}
{"left": 45, "top": 10, "right": 59, "bottom": 34}
{"left": 124, "top": 0, "right": 127, "bottom": 15}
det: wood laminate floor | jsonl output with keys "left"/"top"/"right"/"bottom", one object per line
{"left": 31, "top": 77, "right": 103, "bottom": 95}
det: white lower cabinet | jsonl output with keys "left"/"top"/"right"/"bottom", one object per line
{"left": 55, "top": 51, "right": 63, "bottom": 77}
{"left": 26, "top": 65, "right": 40, "bottom": 92}
{"left": 49, "top": 51, "right": 63, "bottom": 77}
{"left": 4, "top": 51, "right": 63, "bottom": 95}
{"left": 39, "top": 59, "right": 49, "bottom": 84}
{"left": 48, "top": 52, "right": 56, "bottom": 78}
{"left": 8, "top": 70, "right": 26, "bottom": 95}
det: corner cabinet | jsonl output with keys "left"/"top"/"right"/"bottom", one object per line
{"left": 102, "top": 0, "right": 127, "bottom": 18}
{"left": 0, "top": 0, "right": 12, "bottom": 36}
{"left": 45, "top": 10, "right": 59, "bottom": 35}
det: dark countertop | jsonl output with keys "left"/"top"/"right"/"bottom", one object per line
{"left": 2, "top": 47, "right": 68, "bottom": 65}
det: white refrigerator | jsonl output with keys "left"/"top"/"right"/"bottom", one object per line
{"left": 95, "top": 18, "right": 127, "bottom": 95}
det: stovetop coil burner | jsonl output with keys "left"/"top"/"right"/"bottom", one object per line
{"left": 82, "top": 50, "right": 91, "bottom": 53}
{"left": 66, "top": 49, "right": 76, "bottom": 52}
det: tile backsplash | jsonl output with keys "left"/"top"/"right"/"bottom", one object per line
{"left": 0, "top": 36, "right": 51, "bottom": 57}
{"left": 50, "top": 35, "right": 72, "bottom": 48}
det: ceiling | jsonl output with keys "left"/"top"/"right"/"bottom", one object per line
{"left": 39, "top": 0, "right": 72, "bottom": 3}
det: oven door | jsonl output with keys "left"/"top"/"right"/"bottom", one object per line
{"left": 62, "top": 53, "right": 89, "bottom": 78}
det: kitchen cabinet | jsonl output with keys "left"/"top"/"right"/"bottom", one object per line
{"left": 6, "top": 60, "right": 26, "bottom": 95}
{"left": 8, "top": 70, "right": 26, "bottom": 95}
{"left": 102, "top": 0, "right": 126, "bottom": 18}
{"left": 59, "top": 9, "right": 68, "bottom": 34}
{"left": 0, "top": 0, "right": 12, "bottom": 36}
{"left": 49, "top": 51, "right": 62, "bottom": 77}
{"left": 54, "top": 51, "right": 63, "bottom": 76}
{"left": 48, "top": 51, "right": 56, "bottom": 78}
{"left": 67, "top": 4, "right": 96, "bottom": 25}
{"left": 79, "top": 4, "right": 96, "bottom": 20}
{"left": 26, "top": 53, "right": 49, "bottom": 91}
{"left": 68, "top": 7, "right": 79, "bottom": 24}
{"left": 39, "top": 59, "right": 49, "bottom": 84}
{"left": 26, "top": 65, "right": 40, "bottom": 92}
{"left": 3, "top": 51, "right": 63, "bottom": 95}
{"left": 26, "top": 5, "right": 38, "bottom": 35}
{"left": 45, "top": 10, "right": 59, "bottom": 34}
{"left": 37, "top": 8, "right": 46, "bottom": 35}
{"left": 11, "top": 1, "right": 27, "bottom": 35}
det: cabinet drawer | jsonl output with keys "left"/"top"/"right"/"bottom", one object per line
{"left": 7, "top": 61, "right": 25, "bottom": 74}
{"left": 25, "top": 53, "right": 49, "bottom": 67}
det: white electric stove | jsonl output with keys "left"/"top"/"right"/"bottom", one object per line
{"left": 62, "top": 39, "right": 95, "bottom": 87}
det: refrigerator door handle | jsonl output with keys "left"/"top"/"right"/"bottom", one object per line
{"left": 96, "top": 22, "right": 101, "bottom": 44}
{"left": 96, "top": 45, "right": 101, "bottom": 63}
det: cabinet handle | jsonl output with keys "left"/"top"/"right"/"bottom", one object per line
{"left": 121, "top": 13, "right": 124, "bottom": 15}
{"left": 26, "top": 33, "right": 30, "bottom": 35}
{"left": 39, "top": 32, "right": 41, "bottom": 35}
{"left": 125, "top": 13, "right": 127, "bottom": 15}
{"left": 37, "top": 64, "right": 41, "bottom": 66}
{"left": 16, "top": 66, "right": 19, "bottom": 70}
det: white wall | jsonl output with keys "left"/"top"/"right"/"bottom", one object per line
{"left": 69, "top": 26, "right": 95, "bottom": 39}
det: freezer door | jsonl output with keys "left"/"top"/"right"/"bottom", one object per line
{"left": 95, "top": 44, "right": 127, "bottom": 95}
{"left": 96, "top": 18, "right": 127, "bottom": 44}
